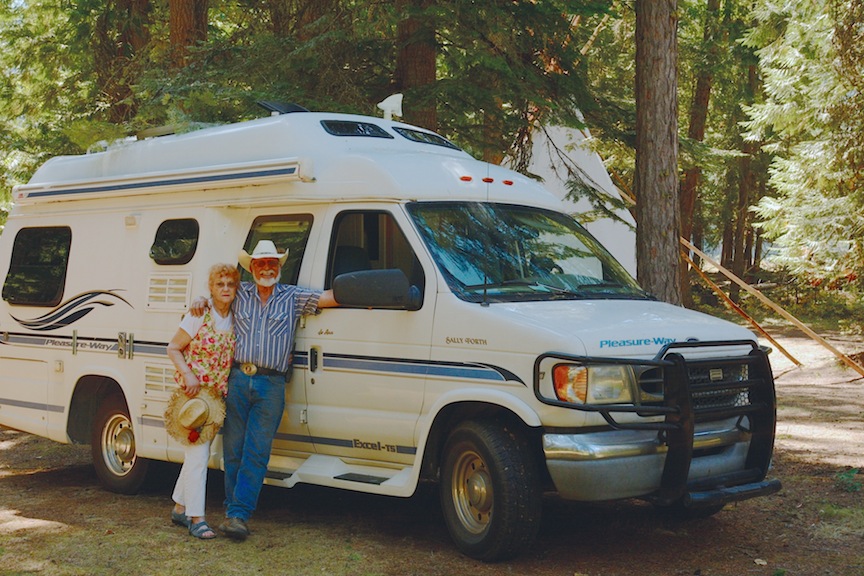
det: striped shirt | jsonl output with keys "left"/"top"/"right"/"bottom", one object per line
{"left": 232, "top": 281, "right": 321, "bottom": 373}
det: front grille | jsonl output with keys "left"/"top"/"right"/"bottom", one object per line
{"left": 638, "top": 358, "right": 756, "bottom": 418}
{"left": 689, "top": 364, "right": 750, "bottom": 411}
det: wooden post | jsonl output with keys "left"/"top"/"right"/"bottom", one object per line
{"left": 681, "top": 238, "right": 864, "bottom": 378}
{"left": 681, "top": 249, "right": 801, "bottom": 367}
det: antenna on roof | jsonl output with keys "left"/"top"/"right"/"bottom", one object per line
{"left": 377, "top": 94, "right": 403, "bottom": 121}
{"left": 256, "top": 101, "right": 310, "bottom": 116}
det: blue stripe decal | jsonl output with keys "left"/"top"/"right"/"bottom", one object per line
{"left": 26, "top": 166, "right": 298, "bottom": 199}
{"left": 294, "top": 351, "right": 523, "bottom": 385}
{"left": 4, "top": 332, "right": 520, "bottom": 384}
{"left": 0, "top": 397, "right": 64, "bottom": 413}
{"left": 274, "top": 432, "right": 417, "bottom": 455}
{"left": 2, "top": 332, "right": 168, "bottom": 356}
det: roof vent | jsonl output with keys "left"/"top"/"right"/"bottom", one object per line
{"left": 257, "top": 101, "right": 310, "bottom": 115}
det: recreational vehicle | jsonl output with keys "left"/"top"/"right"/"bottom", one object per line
{"left": 0, "top": 108, "right": 780, "bottom": 560}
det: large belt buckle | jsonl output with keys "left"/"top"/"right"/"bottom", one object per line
{"left": 240, "top": 362, "right": 257, "bottom": 376}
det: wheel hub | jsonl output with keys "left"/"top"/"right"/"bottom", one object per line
{"left": 112, "top": 426, "right": 136, "bottom": 461}
{"left": 465, "top": 469, "right": 492, "bottom": 513}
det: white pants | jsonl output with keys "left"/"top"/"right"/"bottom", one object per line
{"left": 172, "top": 440, "right": 211, "bottom": 518}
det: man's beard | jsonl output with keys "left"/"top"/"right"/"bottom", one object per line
{"left": 254, "top": 270, "right": 281, "bottom": 287}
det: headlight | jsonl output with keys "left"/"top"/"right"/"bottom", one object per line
{"left": 552, "top": 364, "right": 635, "bottom": 405}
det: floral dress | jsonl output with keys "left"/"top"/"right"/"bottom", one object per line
{"left": 174, "top": 309, "right": 236, "bottom": 397}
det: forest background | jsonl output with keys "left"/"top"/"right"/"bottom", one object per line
{"left": 1, "top": 0, "right": 862, "bottom": 330}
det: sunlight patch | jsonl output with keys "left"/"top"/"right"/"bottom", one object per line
{"left": 0, "top": 509, "right": 68, "bottom": 534}
{"left": 775, "top": 421, "right": 864, "bottom": 467}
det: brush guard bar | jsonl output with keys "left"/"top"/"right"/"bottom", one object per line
{"left": 534, "top": 340, "right": 781, "bottom": 507}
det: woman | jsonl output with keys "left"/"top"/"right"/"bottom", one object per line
{"left": 165, "top": 263, "right": 239, "bottom": 539}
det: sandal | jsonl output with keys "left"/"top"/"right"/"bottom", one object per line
{"left": 189, "top": 520, "right": 217, "bottom": 540}
{"left": 171, "top": 509, "right": 189, "bottom": 528}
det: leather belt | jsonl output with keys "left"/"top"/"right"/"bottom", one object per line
{"left": 234, "top": 362, "right": 285, "bottom": 377}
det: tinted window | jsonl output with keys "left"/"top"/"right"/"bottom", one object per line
{"left": 392, "top": 127, "right": 461, "bottom": 150}
{"left": 241, "top": 215, "right": 314, "bottom": 285}
{"left": 150, "top": 219, "right": 199, "bottom": 265}
{"left": 2, "top": 227, "right": 72, "bottom": 306}
{"left": 320, "top": 120, "right": 393, "bottom": 139}
{"left": 326, "top": 211, "right": 425, "bottom": 307}
{"left": 408, "top": 202, "right": 646, "bottom": 303}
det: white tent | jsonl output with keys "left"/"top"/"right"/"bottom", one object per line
{"left": 523, "top": 125, "right": 637, "bottom": 276}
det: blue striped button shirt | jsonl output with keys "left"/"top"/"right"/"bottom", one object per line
{"left": 232, "top": 281, "right": 321, "bottom": 373}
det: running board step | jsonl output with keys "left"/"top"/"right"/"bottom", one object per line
{"left": 334, "top": 472, "right": 388, "bottom": 485}
{"left": 263, "top": 454, "right": 416, "bottom": 497}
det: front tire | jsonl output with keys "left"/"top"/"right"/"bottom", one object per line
{"left": 90, "top": 394, "right": 149, "bottom": 494}
{"left": 439, "top": 420, "right": 542, "bottom": 561}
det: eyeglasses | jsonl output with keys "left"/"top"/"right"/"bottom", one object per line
{"left": 251, "top": 258, "right": 280, "bottom": 269}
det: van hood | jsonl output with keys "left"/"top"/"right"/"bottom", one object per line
{"left": 493, "top": 299, "right": 754, "bottom": 358}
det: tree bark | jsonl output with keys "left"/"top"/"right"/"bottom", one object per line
{"left": 395, "top": 0, "right": 437, "bottom": 131}
{"left": 729, "top": 63, "right": 759, "bottom": 303}
{"left": 635, "top": 0, "right": 681, "bottom": 305}
{"left": 169, "top": 0, "right": 209, "bottom": 68}
{"left": 267, "top": 0, "right": 333, "bottom": 40}
{"left": 94, "top": 0, "right": 151, "bottom": 123}
{"left": 679, "top": 0, "right": 720, "bottom": 305}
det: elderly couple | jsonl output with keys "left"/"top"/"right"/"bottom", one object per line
{"left": 164, "top": 240, "right": 338, "bottom": 540}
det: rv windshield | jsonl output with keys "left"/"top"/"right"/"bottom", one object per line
{"left": 407, "top": 202, "right": 649, "bottom": 303}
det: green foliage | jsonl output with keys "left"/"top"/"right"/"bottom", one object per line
{"left": 834, "top": 468, "right": 862, "bottom": 493}
{"left": 1, "top": 0, "right": 863, "bottom": 294}
{"left": 745, "top": 0, "right": 864, "bottom": 282}
{"left": 690, "top": 265, "right": 864, "bottom": 335}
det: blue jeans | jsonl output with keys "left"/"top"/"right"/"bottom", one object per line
{"left": 223, "top": 368, "right": 285, "bottom": 522}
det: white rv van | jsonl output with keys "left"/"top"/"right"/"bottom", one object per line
{"left": 0, "top": 108, "right": 780, "bottom": 560}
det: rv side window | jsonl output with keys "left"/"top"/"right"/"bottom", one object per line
{"left": 150, "top": 219, "right": 199, "bottom": 265}
{"left": 241, "top": 215, "right": 314, "bottom": 285}
{"left": 326, "top": 211, "right": 425, "bottom": 307}
{"left": 2, "top": 226, "right": 72, "bottom": 306}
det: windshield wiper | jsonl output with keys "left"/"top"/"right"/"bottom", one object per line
{"left": 575, "top": 282, "right": 655, "bottom": 299}
{"left": 466, "top": 279, "right": 583, "bottom": 296}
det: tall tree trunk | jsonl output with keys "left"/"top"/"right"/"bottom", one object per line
{"left": 729, "top": 143, "right": 755, "bottom": 302}
{"left": 267, "top": 0, "right": 332, "bottom": 40}
{"left": 729, "top": 63, "right": 759, "bottom": 303}
{"left": 94, "top": 0, "right": 151, "bottom": 123}
{"left": 679, "top": 0, "right": 720, "bottom": 305}
{"left": 721, "top": 220, "right": 733, "bottom": 268}
{"left": 635, "top": 0, "right": 681, "bottom": 305}
{"left": 169, "top": 0, "right": 209, "bottom": 68}
{"left": 395, "top": 0, "right": 437, "bottom": 131}
{"left": 267, "top": 0, "right": 292, "bottom": 37}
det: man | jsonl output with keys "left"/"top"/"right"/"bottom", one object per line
{"left": 191, "top": 239, "right": 338, "bottom": 540}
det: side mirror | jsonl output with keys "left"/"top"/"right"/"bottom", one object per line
{"left": 332, "top": 269, "right": 422, "bottom": 311}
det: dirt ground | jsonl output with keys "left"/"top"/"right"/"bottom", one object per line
{"left": 1, "top": 326, "right": 863, "bottom": 576}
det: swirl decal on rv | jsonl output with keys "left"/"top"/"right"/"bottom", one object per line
{"left": 11, "top": 290, "right": 132, "bottom": 331}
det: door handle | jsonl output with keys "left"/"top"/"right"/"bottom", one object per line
{"left": 309, "top": 347, "right": 319, "bottom": 372}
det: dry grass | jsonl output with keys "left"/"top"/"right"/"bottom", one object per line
{"left": 2, "top": 326, "right": 864, "bottom": 575}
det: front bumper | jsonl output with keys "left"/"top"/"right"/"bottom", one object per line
{"left": 545, "top": 424, "right": 777, "bottom": 502}
{"left": 535, "top": 340, "right": 782, "bottom": 507}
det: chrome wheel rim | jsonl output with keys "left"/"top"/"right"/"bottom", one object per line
{"left": 450, "top": 449, "right": 493, "bottom": 535}
{"left": 100, "top": 413, "right": 136, "bottom": 477}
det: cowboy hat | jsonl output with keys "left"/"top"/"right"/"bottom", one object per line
{"left": 164, "top": 386, "right": 226, "bottom": 445}
{"left": 238, "top": 240, "right": 289, "bottom": 273}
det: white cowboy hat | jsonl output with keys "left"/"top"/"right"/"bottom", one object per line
{"left": 164, "top": 387, "right": 226, "bottom": 445}
{"left": 238, "top": 239, "right": 289, "bottom": 273}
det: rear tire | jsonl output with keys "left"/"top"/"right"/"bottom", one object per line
{"left": 90, "top": 394, "right": 149, "bottom": 494}
{"left": 439, "top": 420, "right": 541, "bottom": 561}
